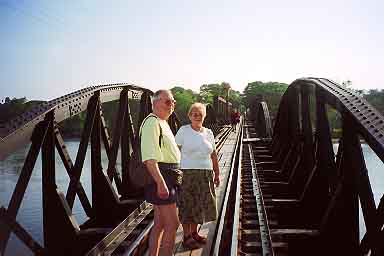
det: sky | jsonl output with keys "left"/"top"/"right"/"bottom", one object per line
{"left": 0, "top": 0, "right": 383, "bottom": 101}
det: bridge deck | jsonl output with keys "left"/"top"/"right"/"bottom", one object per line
{"left": 172, "top": 128, "right": 240, "bottom": 255}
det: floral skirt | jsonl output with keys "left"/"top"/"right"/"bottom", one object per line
{"left": 179, "top": 169, "right": 217, "bottom": 224}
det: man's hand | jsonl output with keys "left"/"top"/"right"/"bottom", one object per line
{"left": 157, "top": 180, "right": 170, "bottom": 199}
{"left": 144, "top": 159, "right": 170, "bottom": 199}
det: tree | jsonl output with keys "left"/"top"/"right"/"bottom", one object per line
{"left": 364, "top": 89, "right": 384, "bottom": 114}
{"left": 170, "top": 86, "right": 199, "bottom": 123}
{"left": 199, "top": 83, "right": 226, "bottom": 104}
{"left": 243, "top": 81, "right": 289, "bottom": 116}
{"left": 199, "top": 82, "right": 244, "bottom": 110}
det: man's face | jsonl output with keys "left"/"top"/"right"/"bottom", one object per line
{"left": 156, "top": 92, "right": 176, "bottom": 116}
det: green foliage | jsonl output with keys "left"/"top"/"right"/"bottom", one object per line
{"left": 364, "top": 89, "right": 384, "bottom": 114}
{"left": 0, "top": 97, "right": 43, "bottom": 123}
{"left": 58, "top": 113, "right": 85, "bottom": 137}
{"left": 243, "top": 81, "right": 289, "bottom": 116}
{"left": 200, "top": 83, "right": 243, "bottom": 108}
{"left": 326, "top": 106, "right": 342, "bottom": 138}
{"left": 171, "top": 86, "right": 199, "bottom": 124}
{"left": 199, "top": 83, "right": 227, "bottom": 104}
{"left": 170, "top": 82, "right": 244, "bottom": 123}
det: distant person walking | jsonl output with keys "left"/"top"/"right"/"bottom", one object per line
{"left": 141, "top": 90, "right": 181, "bottom": 256}
{"left": 175, "top": 103, "right": 220, "bottom": 249}
{"left": 231, "top": 110, "right": 241, "bottom": 131}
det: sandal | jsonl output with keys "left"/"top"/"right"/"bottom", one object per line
{"left": 182, "top": 235, "right": 201, "bottom": 249}
{"left": 192, "top": 232, "right": 207, "bottom": 244}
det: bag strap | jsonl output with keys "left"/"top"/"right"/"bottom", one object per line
{"left": 138, "top": 114, "right": 163, "bottom": 148}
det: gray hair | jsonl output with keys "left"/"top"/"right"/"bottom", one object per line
{"left": 152, "top": 89, "right": 172, "bottom": 103}
{"left": 188, "top": 102, "right": 206, "bottom": 117}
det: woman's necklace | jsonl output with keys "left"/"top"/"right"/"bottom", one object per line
{"left": 191, "top": 125, "right": 203, "bottom": 132}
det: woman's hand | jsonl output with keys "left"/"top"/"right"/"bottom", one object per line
{"left": 214, "top": 173, "right": 220, "bottom": 187}
{"left": 211, "top": 151, "right": 220, "bottom": 187}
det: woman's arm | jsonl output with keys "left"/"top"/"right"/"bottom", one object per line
{"left": 211, "top": 151, "right": 220, "bottom": 186}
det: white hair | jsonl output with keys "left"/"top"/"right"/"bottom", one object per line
{"left": 188, "top": 102, "right": 206, "bottom": 116}
{"left": 152, "top": 89, "right": 172, "bottom": 103}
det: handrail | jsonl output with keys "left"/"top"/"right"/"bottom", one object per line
{"left": 230, "top": 119, "right": 243, "bottom": 255}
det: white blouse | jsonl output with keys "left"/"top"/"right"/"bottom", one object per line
{"left": 175, "top": 125, "right": 216, "bottom": 170}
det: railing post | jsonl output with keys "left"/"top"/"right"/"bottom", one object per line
{"left": 301, "top": 85, "right": 314, "bottom": 170}
{"left": 315, "top": 87, "right": 337, "bottom": 192}
{"left": 320, "top": 114, "right": 359, "bottom": 255}
{"left": 213, "top": 96, "right": 218, "bottom": 119}
{"left": 0, "top": 119, "right": 49, "bottom": 255}
{"left": 288, "top": 86, "right": 300, "bottom": 141}
{"left": 121, "top": 95, "right": 136, "bottom": 198}
{"left": 105, "top": 89, "right": 129, "bottom": 192}
{"left": 91, "top": 92, "right": 103, "bottom": 218}
{"left": 41, "top": 110, "right": 57, "bottom": 252}
{"left": 341, "top": 115, "right": 382, "bottom": 255}
{"left": 304, "top": 87, "right": 337, "bottom": 224}
{"left": 122, "top": 91, "right": 152, "bottom": 198}
{"left": 66, "top": 95, "right": 98, "bottom": 208}
{"left": 136, "top": 91, "right": 152, "bottom": 138}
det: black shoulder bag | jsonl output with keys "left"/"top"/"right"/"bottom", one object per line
{"left": 128, "top": 115, "right": 162, "bottom": 188}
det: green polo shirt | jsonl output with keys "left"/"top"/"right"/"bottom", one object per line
{"left": 140, "top": 114, "right": 181, "bottom": 164}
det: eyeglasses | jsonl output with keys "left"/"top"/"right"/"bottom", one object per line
{"left": 190, "top": 112, "right": 203, "bottom": 117}
{"left": 162, "top": 98, "right": 176, "bottom": 106}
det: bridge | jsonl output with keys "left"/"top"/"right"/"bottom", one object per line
{"left": 0, "top": 78, "right": 384, "bottom": 255}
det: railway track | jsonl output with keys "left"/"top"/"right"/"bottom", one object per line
{"left": 215, "top": 121, "right": 293, "bottom": 255}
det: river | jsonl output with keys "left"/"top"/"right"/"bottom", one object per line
{"left": 0, "top": 141, "right": 383, "bottom": 255}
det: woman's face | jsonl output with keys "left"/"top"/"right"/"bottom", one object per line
{"left": 189, "top": 108, "right": 205, "bottom": 125}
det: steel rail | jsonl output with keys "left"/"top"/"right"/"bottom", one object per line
{"left": 246, "top": 126, "right": 274, "bottom": 255}
{"left": 212, "top": 120, "right": 243, "bottom": 255}
{"left": 230, "top": 120, "right": 243, "bottom": 255}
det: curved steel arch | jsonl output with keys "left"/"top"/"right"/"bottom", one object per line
{"left": 274, "top": 77, "right": 384, "bottom": 162}
{"left": 255, "top": 101, "right": 273, "bottom": 138}
{"left": 269, "top": 77, "right": 384, "bottom": 254}
{"left": 0, "top": 83, "right": 152, "bottom": 160}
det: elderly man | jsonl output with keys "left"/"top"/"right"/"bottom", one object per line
{"left": 140, "top": 89, "right": 181, "bottom": 256}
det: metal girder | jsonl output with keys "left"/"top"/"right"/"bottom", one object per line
{"left": 256, "top": 101, "right": 273, "bottom": 138}
{"left": 292, "top": 78, "right": 384, "bottom": 163}
{"left": 0, "top": 83, "right": 151, "bottom": 161}
{"left": 265, "top": 77, "right": 384, "bottom": 254}
{"left": 65, "top": 95, "right": 99, "bottom": 209}
{"left": 0, "top": 119, "right": 49, "bottom": 254}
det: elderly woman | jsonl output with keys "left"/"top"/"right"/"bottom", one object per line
{"left": 175, "top": 102, "right": 220, "bottom": 249}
